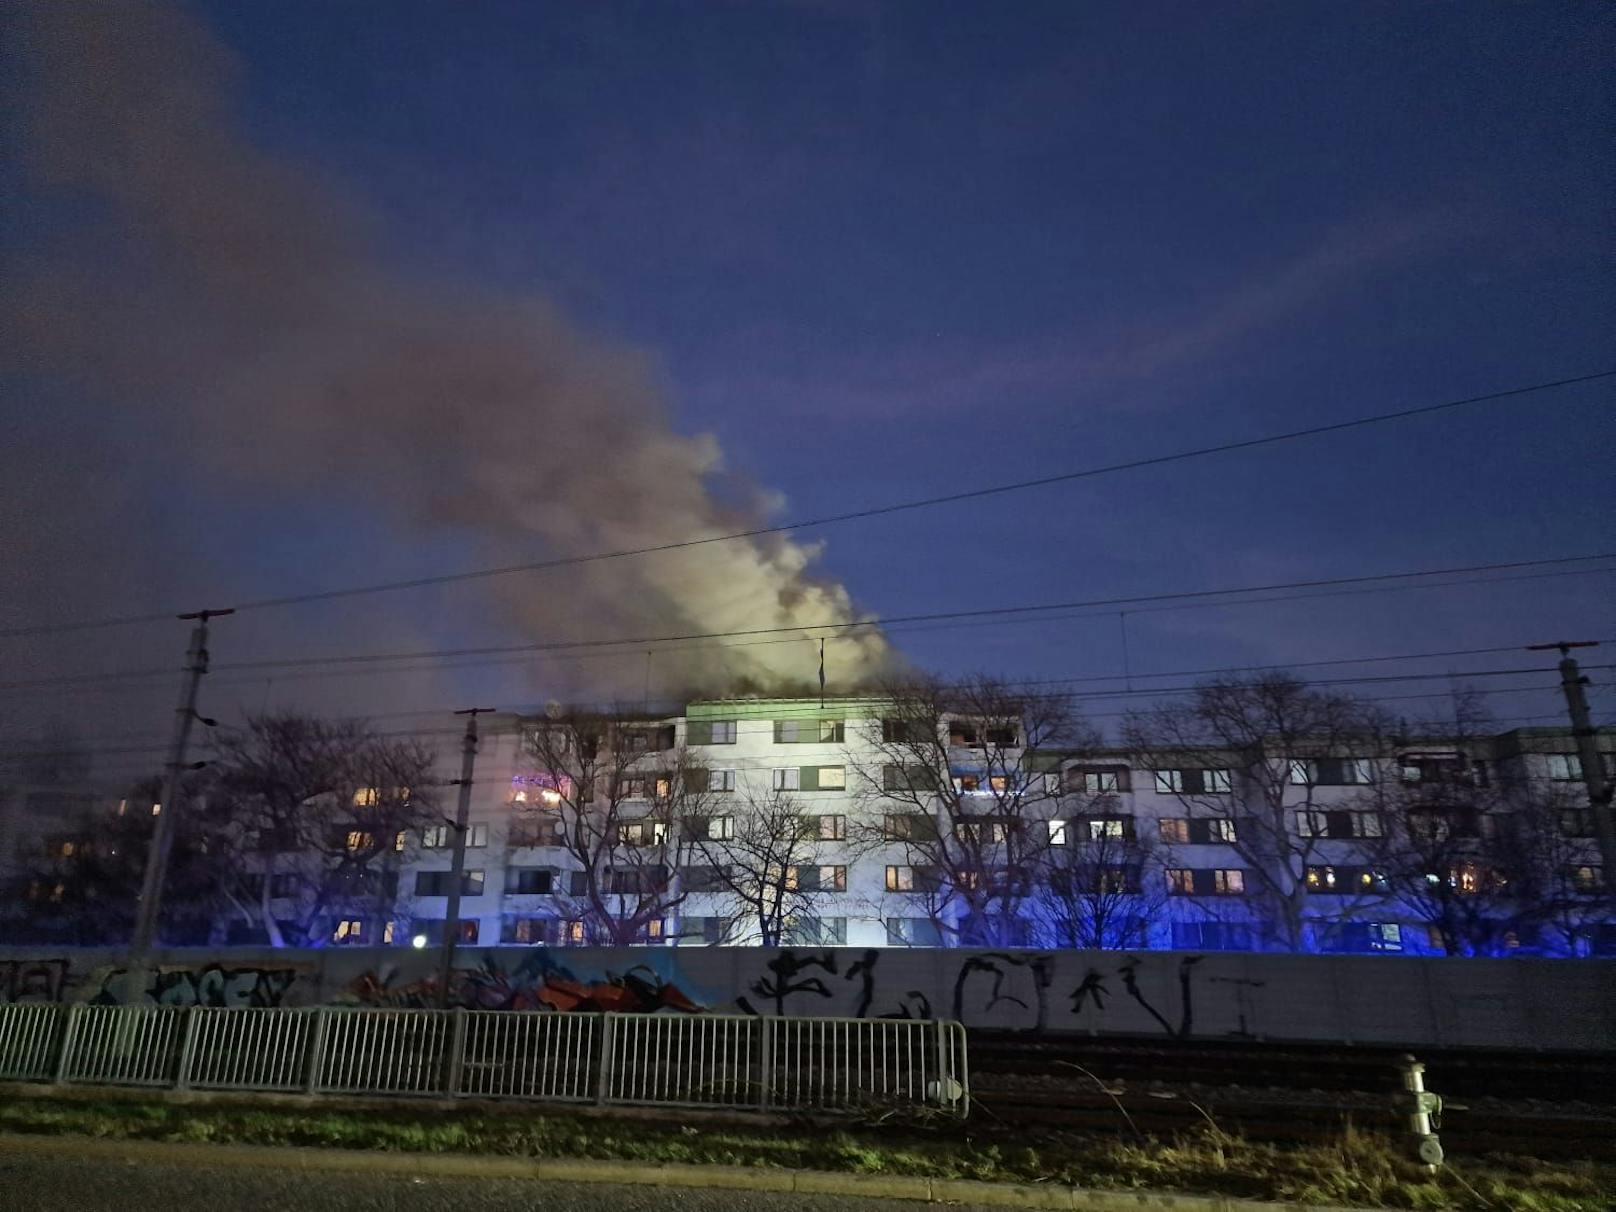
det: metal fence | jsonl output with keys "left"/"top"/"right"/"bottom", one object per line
{"left": 0, "top": 1003, "right": 969, "bottom": 1116}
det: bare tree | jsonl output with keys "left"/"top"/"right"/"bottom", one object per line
{"left": 1125, "top": 674, "right": 1391, "bottom": 952}
{"left": 3, "top": 775, "right": 217, "bottom": 946}
{"left": 203, "top": 713, "right": 441, "bottom": 948}
{"left": 849, "top": 675, "right": 1085, "bottom": 947}
{"left": 1031, "top": 799, "right": 1171, "bottom": 949}
{"left": 518, "top": 706, "right": 707, "bottom": 944}
{"left": 681, "top": 786, "right": 833, "bottom": 945}
{"left": 1369, "top": 695, "right": 1608, "bottom": 955}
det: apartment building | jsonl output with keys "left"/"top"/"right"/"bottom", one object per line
{"left": 389, "top": 700, "right": 1613, "bottom": 957}
{"left": 4, "top": 701, "right": 1610, "bottom": 956}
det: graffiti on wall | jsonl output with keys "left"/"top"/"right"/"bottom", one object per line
{"left": 734, "top": 948, "right": 883, "bottom": 1017}
{"left": 86, "top": 963, "right": 303, "bottom": 1007}
{"left": 0, "top": 959, "right": 71, "bottom": 1004}
{"left": 1070, "top": 955, "right": 1206, "bottom": 1037}
{"left": 953, "top": 952, "right": 1054, "bottom": 1031}
{"left": 342, "top": 949, "right": 710, "bottom": 1013}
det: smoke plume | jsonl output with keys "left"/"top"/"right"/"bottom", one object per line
{"left": 1, "top": 3, "right": 891, "bottom": 699}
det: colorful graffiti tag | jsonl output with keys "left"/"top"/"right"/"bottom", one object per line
{"left": 342, "top": 949, "right": 709, "bottom": 1013}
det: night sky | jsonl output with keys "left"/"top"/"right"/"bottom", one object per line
{"left": 2, "top": 1, "right": 1612, "bottom": 777}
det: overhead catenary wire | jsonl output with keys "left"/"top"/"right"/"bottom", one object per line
{"left": 5, "top": 671, "right": 1608, "bottom": 764}
{"left": 2, "top": 551, "right": 1609, "bottom": 693}
{"left": 1, "top": 368, "right": 1611, "bottom": 640}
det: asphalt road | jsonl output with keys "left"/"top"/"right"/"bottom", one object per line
{"left": 0, "top": 1149, "right": 935, "bottom": 1212}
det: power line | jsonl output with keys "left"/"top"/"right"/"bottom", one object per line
{"left": 6, "top": 671, "right": 1607, "bottom": 763}
{"left": 2, "top": 369, "right": 1610, "bottom": 640}
{"left": 2, "top": 554, "right": 1610, "bottom": 695}
{"left": 181, "top": 554, "right": 1616, "bottom": 672}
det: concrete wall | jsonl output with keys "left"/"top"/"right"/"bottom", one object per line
{"left": 2, "top": 945, "right": 1611, "bottom": 1052}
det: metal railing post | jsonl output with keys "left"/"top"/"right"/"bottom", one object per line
{"left": 304, "top": 1007, "right": 331, "bottom": 1094}
{"left": 757, "top": 1016, "right": 772, "bottom": 1110}
{"left": 445, "top": 1007, "right": 468, "bottom": 1096}
{"left": 52, "top": 1004, "right": 82, "bottom": 1085}
{"left": 594, "top": 1013, "right": 616, "bottom": 1106}
{"left": 173, "top": 1006, "right": 201, "bottom": 1091}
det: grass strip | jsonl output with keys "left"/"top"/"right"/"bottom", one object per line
{"left": 0, "top": 1094, "right": 1609, "bottom": 1211}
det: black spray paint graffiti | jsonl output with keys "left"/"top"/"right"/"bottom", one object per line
{"left": 1069, "top": 955, "right": 1205, "bottom": 1037}
{"left": 90, "top": 963, "right": 300, "bottom": 1008}
{"left": 952, "top": 952, "right": 1054, "bottom": 1031}
{"left": 0, "top": 959, "right": 71, "bottom": 1004}
{"left": 735, "top": 949, "right": 881, "bottom": 1017}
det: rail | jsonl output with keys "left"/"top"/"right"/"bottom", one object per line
{"left": 0, "top": 1003, "right": 969, "bottom": 1117}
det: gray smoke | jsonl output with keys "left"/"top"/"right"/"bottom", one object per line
{"left": 1, "top": 2, "right": 892, "bottom": 700}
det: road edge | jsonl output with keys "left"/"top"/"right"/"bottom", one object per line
{"left": 0, "top": 1132, "right": 1366, "bottom": 1211}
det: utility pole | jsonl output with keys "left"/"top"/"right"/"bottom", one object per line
{"left": 1528, "top": 641, "right": 1615, "bottom": 899}
{"left": 440, "top": 707, "right": 496, "bottom": 1007}
{"left": 129, "top": 609, "right": 233, "bottom": 995}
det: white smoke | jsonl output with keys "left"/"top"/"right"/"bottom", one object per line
{"left": 1, "top": 2, "right": 893, "bottom": 699}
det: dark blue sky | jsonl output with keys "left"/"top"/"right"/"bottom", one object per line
{"left": 2, "top": 1, "right": 1612, "bottom": 763}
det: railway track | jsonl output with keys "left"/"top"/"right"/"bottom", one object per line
{"left": 968, "top": 1031, "right": 1616, "bottom": 1102}
{"left": 964, "top": 1033, "right": 1616, "bottom": 1160}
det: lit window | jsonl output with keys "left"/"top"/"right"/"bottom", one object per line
{"left": 1087, "top": 818, "right": 1125, "bottom": 840}
{"left": 383, "top": 922, "right": 396, "bottom": 945}
{"left": 151, "top": 802, "right": 162, "bottom": 816}
{"left": 989, "top": 775, "right": 1009, "bottom": 793}
{"left": 954, "top": 773, "right": 982, "bottom": 793}
{"left": 1166, "top": 868, "right": 1195, "bottom": 895}
{"left": 465, "top": 823, "right": 489, "bottom": 848}
{"left": 1214, "top": 869, "right": 1244, "bottom": 895}
{"left": 885, "top": 865, "right": 915, "bottom": 892}
{"left": 540, "top": 788, "right": 562, "bottom": 806}
{"left": 422, "top": 825, "right": 451, "bottom": 849}
{"left": 1546, "top": 754, "right": 1582, "bottom": 781}
{"left": 513, "top": 790, "right": 528, "bottom": 803}
{"left": 1159, "top": 818, "right": 1189, "bottom": 844}
{"left": 394, "top": 831, "right": 407, "bottom": 852}
{"left": 1048, "top": 819, "right": 1068, "bottom": 846}
{"left": 332, "top": 919, "right": 364, "bottom": 943}
{"left": 117, "top": 800, "right": 127, "bottom": 816}
{"left": 567, "top": 921, "right": 586, "bottom": 943}
{"left": 354, "top": 788, "right": 379, "bottom": 807}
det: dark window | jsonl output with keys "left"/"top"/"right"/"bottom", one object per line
{"left": 881, "top": 718, "right": 921, "bottom": 743}
{"left": 508, "top": 868, "right": 554, "bottom": 895}
{"left": 883, "top": 765, "right": 941, "bottom": 792}
{"left": 882, "top": 813, "right": 938, "bottom": 841}
{"left": 418, "top": 919, "right": 479, "bottom": 944}
{"left": 1318, "top": 922, "right": 1404, "bottom": 953}
{"left": 784, "top": 916, "right": 847, "bottom": 945}
{"left": 415, "top": 870, "right": 484, "bottom": 897}
{"left": 680, "top": 865, "right": 729, "bottom": 892}
{"left": 884, "top": 917, "right": 943, "bottom": 946}
{"left": 1170, "top": 922, "right": 1253, "bottom": 951}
